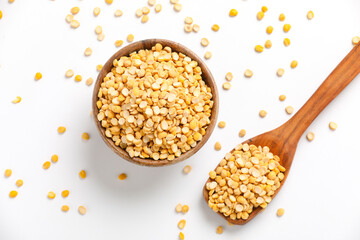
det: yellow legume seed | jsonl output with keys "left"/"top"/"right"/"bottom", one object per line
{"left": 178, "top": 219, "right": 186, "bottom": 229}
{"left": 181, "top": 204, "right": 189, "bottom": 214}
{"left": 204, "top": 51, "right": 212, "bottom": 60}
{"left": 222, "top": 82, "right": 231, "bottom": 90}
{"left": 48, "top": 191, "right": 56, "bottom": 199}
{"left": 184, "top": 24, "right": 192, "bottom": 33}
{"left": 229, "top": 9, "right": 238, "bottom": 17}
{"left": 306, "top": 132, "right": 315, "bottom": 141}
{"left": 285, "top": 106, "right": 294, "bottom": 115}
{"left": 175, "top": 203, "right": 182, "bottom": 213}
{"left": 184, "top": 17, "right": 193, "bottom": 25}
{"left": 216, "top": 226, "right": 223, "bottom": 234}
{"left": 214, "top": 142, "right": 221, "bottom": 151}
{"left": 183, "top": 165, "right": 192, "bottom": 174}
{"left": 114, "top": 9, "right": 123, "bottom": 17}
{"left": 352, "top": 36, "right": 360, "bottom": 45}
{"left": 179, "top": 232, "right": 184, "bottom": 240}
{"left": 115, "top": 40, "right": 124, "bottom": 47}
{"left": 93, "top": 7, "right": 100, "bottom": 16}
{"left": 86, "top": 78, "right": 94, "bottom": 86}
{"left": 95, "top": 25, "right": 102, "bottom": 34}
{"left": 329, "top": 122, "right": 337, "bottom": 130}
{"left": 279, "top": 13, "right": 285, "bottom": 21}
{"left": 65, "top": 69, "right": 74, "bottom": 78}
{"left": 58, "top": 126, "right": 66, "bottom": 133}
{"left": 96, "top": 64, "right": 103, "bottom": 71}
{"left": 239, "top": 129, "right": 246, "bottom": 137}
{"left": 66, "top": 14, "right": 73, "bottom": 23}
{"left": 97, "top": 33, "right": 105, "bottom": 41}
{"left": 71, "top": 7, "right": 80, "bottom": 15}
{"left": 9, "top": 190, "right": 18, "bottom": 198}
{"left": 257, "top": 11, "right": 264, "bottom": 20}
{"left": 43, "top": 161, "right": 51, "bottom": 170}
{"left": 105, "top": 0, "right": 113, "bottom": 4}
{"left": 155, "top": 4, "right": 162, "bottom": 13}
{"left": 84, "top": 47, "right": 92, "bottom": 56}
{"left": 16, "top": 179, "right": 23, "bottom": 187}
{"left": 142, "top": 7, "right": 150, "bottom": 15}
{"left": 75, "top": 75, "right": 82, "bottom": 82}
{"left": 82, "top": 132, "right": 90, "bottom": 140}
{"left": 277, "top": 208, "right": 285, "bottom": 216}
{"left": 51, "top": 154, "right": 58, "bottom": 163}
{"left": 127, "top": 34, "right": 134, "bottom": 42}
{"left": 218, "top": 121, "right": 226, "bottom": 128}
{"left": 174, "top": 3, "right": 182, "bottom": 12}
{"left": 225, "top": 72, "right": 233, "bottom": 81}
{"left": 211, "top": 24, "right": 220, "bottom": 32}
{"left": 265, "top": 40, "right": 272, "bottom": 49}
{"left": 5, "top": 169, "right": 12, "bottom": 177}
{"left": 79, "top": 170, "right": 87, "bottom": 179}
{"left": 266, "top": 26, "right": 273, "bottom": 34}
{"left": 78, "top": 206, "right": 87, "bottom": 215}
{"left": 307, "top": 11, "right": 314, "bottom": 20}
{"left": 279, "top": 95, "right": 286, "bottom": 101}
{"left": 118, "top": 173, "right": 127, "bottom": 180}
{"left": 261, "top": 6, "right": 268, "bottom": 13}
{"left": 70, "top": 20, "right": 80, "bottom": 28}
{"left": 284, "top": 38, "right": 290, "bottom": 47}
{"left": 0, "top": 10, "right": 3, "bottom": 20}
{"left": 12, "top": 96, "right": 21, "bottom": 104}
{"left": 61, "top": 190, "right": 69, "bottom": 198}
{"left": 201, "top": 38, "right": 209, "bottom": 47}
{"left": 283, "top": 24, "right": 291, "bottom": 32}
{"left": 61, "top": 205, "right": 70, "bottom": 212}
{"left": 35, "top": 72, "right": 42, "bottom": 80}
{"left": 141, "top": 15, "right": 149, "bottom": 23}
{"left": 277, "top": 68, "right": 285, "bottom": 77}
{"left": 291, "top": 60, "right": 298, "bottom": 68}
{"left": 255, "top": 45, "right": 264, "bottom": 53}
{"left": 244, "top": 69, "right": 253, "bottom": 78}
{"left": 148, "top": 0, "right": 156, "bottom": 6}
{"left": 192, "top": 24, "right": 200, "bottom": 32}
{"left": 259, "top": 110, "right": 267, "bottom": 118}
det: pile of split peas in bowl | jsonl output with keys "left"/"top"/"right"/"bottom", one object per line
{"left": 3, "top": 0, "right": 358, "bottom": 238}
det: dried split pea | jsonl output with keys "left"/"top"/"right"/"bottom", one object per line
{"left": 135, "top": 8, "right": 143, "bottom": 17}
{"left": 93, "top": 7, "right": 100, "bottom": 16}
{"left": 12, "top": 96, "right": 21, "bottom": 104}
{"left": 201, "top": 38, "right": 209, "bottom": 47}
{"left": 0, "top": 10, "right": 3, "bottom": 20}
{"left": 178, "top": 219, "right": 186, "bottom": 230}
{"left": 142, "top": 6, "right": 150, "bottom": 15}
{"left": 9, "top": 190, "right": 18, "bottom": 198}
{"left": 115, "top": 40, "right": 123, "bottom": 47}
{"left": 61, "top": 190, "right": 69, "bottom": 198}
{"left": 229, "top": 9, "right": 238, "bottom": 17}
{"left": 118, "top": 173, "right": 127, "bottom": 180}
{"left": 70, "top": 20, "right": 80, "bottom": 28}
{"left": 204, "top": 51, "right": 212, "bottom": 60}
{"left": 97, "top": 33, "right": 105, "bottom": 41}
{"left": 5, "top": 169, "right": 12, "bottom": 177}
{"left": 265, "top": 40, "right": 272, "bottom": 49}
{"left": 259, "top": 110, "right": 267, "bottom": 118}
{"left": 65, "top": 69, "right": 74, "bottom": 78}
{"left": 239, "top": 129, "right": 246, "bottom": 137}
{"left": 266, "top": 26, "right": 273, "bottom": 34}
{"left": 353, "top": 36, "right": 360, "bottom": 45}
{"left": 283, "top": 24, "right": 291, "bottom": 32}
{"left": 179, "top": 232, "right": 184, "bottom": 240}
{"left": 95, "top": 26, "right": 102, "bottom": 34}
{"left": 192, "top": 24, "right": 200, "bottom": 32}
{"left": 222, "top": 82, "right": 231, "bottom": 90}
{"left": 244, "top": 69, "right": 253, "bottom": 78}
{"left": 184, "top": 24, "right": 192, "bottom": 33}
{"left": 255, "top": 45, "right": 264, "bottom": 53}
{"left": 84, "top": 47, "right": 92, "bottom": 56}
{"left": 16, "top": 179, "right": 23, "bottom": 187}
{"left": 79, "top": 170, "right": 87, "bottom": 179}
{"left": 291, "top": 60, "right": 298, "bottom": 68}
{"left": 211, "top": 24, "right": 219, "bottom": 32}
{"left": 216, "top": 226, "right": 223, "bottom": 234}
{"left": 277, "top": 68, "right": 285, "bottom": 77}
{"left": 75, "top": 75, "right": 82, "bottom": 82}
{"left": 306, "top": 132, "right": 315, "bottom": 141}
{"left": 257, "top": 11, "right": 264, "bottom": 20}
{"left": 307, "top": 11, "right": 314, "bottom": 20}
{"left": 66, "top": 14, "right": 73, "bottom": 22}
{"left": 51, "top": 154, "right": 58, "bottom": 163}
{"left": 61, "top": 205, "right": 70, "bottom": 212}
{"left": 279, "top": 13, "right": 285, "bottom": 21}
{"left": 35, "top": 72, "right": 42, "bottom": 80}
{"left": 43, "top": 161, "right": 51, "bottom": 170}
{"left": 218, "top": 121, "right": 226, "bottom": 128}
{"left": 214, "top": 142, "right": 221, "bottom": 151}
{"left": 277, "top": 208, "right": 285, "bottom": 216}
{"left": 285, "top": 106, "right": 294, "bottom": 115}
{"left": 182, "top": 205, "right": 189, "bottom": 213}
{"left": 329, "top": 122, "right": 337, "bottom": 130}
{"left": 148, "top": 0, "right": 156, "bottom": 6}
{"left": 96, "top": 64, "right": 103, "bottom": 71}
{"left": 48, "top": 191, "right": 56, "bottom": 199}
{"left": 155, "top": 4, "right": 162, "bottom": 13}
{"left": 141, "top": 15, "right": 149, "bottom": 23}
{"left": 261, "top": 6, "right": 268, "bottom": 13}
{"left": 175, "top": 203, "right": 182, "bottom": 213}
{"left": 71, "top": 7, "right": 80, "bottom": 15}
{"left": 184, "top": 17, "right": 193, "bottom": 24}
{"left": 225, "top": 72, "right": 233, "bottom": 81}
{"left": 284, "top": 38, "right": 290, "bottom": 46}
{"left": 174, "top": 4, "right": 182, "bottom": 12}
{"left": 183, "top": 165, "right": 192, "bottom": 174}
{"left": 105, "top": 0, "right": 113, "bottom": 4}
{"left": 86, "top": 78, "right": 94, "bottom": 86}
{"left": 78, "top": 206, "right": 86, "bottom": 215}
{"left": 82, "top": 132, "right": 90, "bottom": 140}
{"left": 127, "top": 34, "right": 134, "bottom": 42}
{"left": 114, "top": 9, "right": 123, "bottom": 17}
{"left": 279, "top": 95, "right": 286, "bottom": 101}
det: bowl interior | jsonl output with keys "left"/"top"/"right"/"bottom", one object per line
{"left": 92, "top": 39, "right": 219, "bottom": 166}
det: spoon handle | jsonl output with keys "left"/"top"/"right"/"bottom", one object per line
{"left": 280, "top": 43, "right": 360, "bottom": 145}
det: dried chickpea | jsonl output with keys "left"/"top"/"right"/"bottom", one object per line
{"left": 115, "top": 40, "right": 124, "bottom": 47}
{"left": 71, "top": 7, "right": 80, "bottom": 15}
{"left": 178, "top": 219, "right": 186, "bottom": 229}
{"left": 114, "top": 9, "right": 123, "bottom": 17}
{"left": 204, "top": 51, "right": 212, "bottom": 60}
{"left": 211, "top": 24, "right": 219, "bottom": 32}
{"left": 353, "top": 36, "right": 360, "bottom": 45}
{"left": 61, "top": 190, "right": 70, "bottom": 198}
{"left": 279, "top": 95, "right": 286, "bottom": 101}
{"left": 82, "top": 132, "right": 90, "bottom": 140}
{"left": 283, "top": 24, "right": 291, "bottom": 32}
{"left": 284, "top": 38, "right": 290, "bottom": 47}
{"left": 4, "top": 169, "right": 12, "bottom": 177}
{"left": 61, "top": 205, "right": 70, "bottom": 212}
{"left": 118, "top": 173, "right": 127, "bottom": 180}
{"left": 259, "top": 110, "right": 267, "bottom": 118}
{"left": 216, "top": 226, "right": 223, "bottom": 234}
{"left": 291, "top": 60, "right": 298, "bottom": 68}
{"left": 266, "top": 26, "right": 273, "bottom": 34}
{"left": 155, "top": 4, "right": 162, "bottom": 13}
{"left": 65, "top": 69, "right": 74, "bottom": 78}
{"left": 223, "top": 82, "right": 231, "bottom": 90}
{"left": 51, "top": 154, "right": 58, "bottom": 163}
{"left": 43, "top": 161, "right": 51, "bottom": 170}
{"left": 174, "top": 4, "right": 182, "bottom": 12}
{"left": 306, "top": 132, "right": 315, "bottom": 141}
{"left": 215, "top": 142, "right": 222, "bottom": 151}
{"left": 79, "top": 170, "right": 87, "bottom": 179}
{"left": 277, "top": 68, "right": 285, "bottom": 77}
{"left": 201, "top": 38, "right": 209, "bottom": 47}
{"left": 78, "top": 206, "right": 86, "bottom": 215}
{"left": 12, "top": 96, "right": 21, "bottom": 104}
{"left": 255, "top": 45, "right": 264, "bottom": 53}
{"left": 86, "top": 78, "right": 94, "bottom": 86}
{"left": 285, "top": 106, "right": 294, "bottom": 115}
{"left": 329, "top": 122, "right": 337, "bottom": 130}
{"left": 307, "top": 11, "right": 314, "bottom": 20}
{"left": 265, "top": 40, "right": 272, "bottom": 49}
{"left": 261, "top": 6, "right": 268, "bottom": 13}
{"left": 84, "top": 47, "right": 92, "bottom": 56}
{"left": 183, "top": 165, "right": 192, "bottom": 174}
{"left": 239, "top": 129, "right": 246, "bottom": 137}
{"left": 277, "top": 208, "right": 285, "bottom": 216}
{"left": 16, "top": 179, "right": 23, "bottom": 187}
{"left": 192, "top": 24, "right": 200, "bottom": 32}
{"left": 75, "top": 75, "right": 82, "bottom": 82}
{"left": 257, "top": 11, "right": 264, "bottom": 20}
{"left": 48, "top": 191, "right": 56, "bottom": 199}
{"left": 229, "top": 9, "right": 238, "bottom": 17}
{"left": 279, "top": 13, "right": 285, "bottom": 21}
{"left": 244, "top": 69, "right": 253, "bottom": 78}
{"left": 218, "top": 121, "right": 226, "bottom": 128}
{"left": 9, "top": 190, "right": 18, "bottom": 198}
{"left": 127, "top": 34, "right": 134, "bottom": 42}
{"left": 93, "top": 7, "right": 101, "bottom": 16}
{"left": 225, "top": 72, "right": 233, "bottom": 81}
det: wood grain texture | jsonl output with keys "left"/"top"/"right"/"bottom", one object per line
{"left": 92, "top": 39, "right": 219, "bottom": 167}
{"left": 204, "top": 43, "right": 360, "bottom": 224}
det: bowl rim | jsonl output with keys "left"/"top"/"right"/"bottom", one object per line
{"left": 92, "top": 38, "right": 219, "bottom": 167}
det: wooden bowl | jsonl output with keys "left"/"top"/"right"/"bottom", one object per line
{"left": 92, "top": 39, "right": 219, "bottom": 167}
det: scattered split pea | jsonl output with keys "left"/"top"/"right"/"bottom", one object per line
{"left": 306, "top": 132, "right": 315, "bottom": 141}
{"left": 5, "top": 169, "right": 12, "bottom": 177}
{"left": 204, "top": 51, "right": 212, "bottom": 59}
{"left": 16, "top": 179, "right": 23, "bottom": 187}
{"left": 43, "top": 161, "right": 51, "bottom": 170}
{"left": 82, "top": 132, "right": 90, "bottom": 140}
{"left": 259, "top": 110, "right": 267, "bottom": 118}
{"left": 93, "top": 7, "right": 100, "bottom": 16}
{"left": 214, "top": 142, "right": 222, "bottom": 151}
{"left": 78, "top": 206, "right": 87, "bottom": 215}
{"left": 329, "top": 122, "right": 337, "bottom": 130}
{"left": 118, "top": 173, "right": 127, "bottom": 180}
{"left": 229, "top": 9, "right": 238, "bottom": 17}
{"left": 178, "top": 219, "right": 186, "bottom": 229}
{"left": 79, "top": 170, "right": 87, "bottom": 179}
{"left": 35, "top": 72, "right": 42, "bottom": 80}
{"left": 201, "top": 38, "right": 209, "bottom": 47}
{"left": 279, "top": 13, "right": 285, "bottom": 21}
{"left": 51, "top": 154, "right": 58, "bottom": 163}
{"left": 277, "top": 208, "right": 285, "bottom": 216}
{"left": 9, "top": 190, "right": 18, "bottom": 198}
{"left": 65, "top": 69, "right": 74, "bottom": 78}
{"left": 223, "top": 82, "right": 231, "bottom": 90}
{"left": 244, "top": 69, "right": 253, "bottom": 78}
{"left": 218, "top": 121, "right": 226, "bottom": 128}
{"left": 277, "top": 68, "right": 285, "bottom": 77}
{"left": 12, "top": 96, "right": 21, "bottom": 104}
{"left": 307, "top": 11, "right": 314, "bottom": 20}
{"left": 225, "top": 72, "right": 233, "bottom": 81}
{"left": 216, "top": 226, "right": 223, "bottom": 234}
{"left": 48, "top": 191, "right": 56, "bottom": 199}
{"left": 183, "top": 165, "right": 192, "bottom": 174}
{"left": 285, "top": 106, "right": 294, "bottom": 115}
{"left": 61, "top": 205, "right": 70, "bottom": 212}
{"left": 279, "top": 95, "right": 286, "bottom": 101}
{"left": 239, "top": 129, "right": 246, "bottom": 137}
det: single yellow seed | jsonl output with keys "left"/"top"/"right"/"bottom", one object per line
{"left": 307, "top": 11, "right": 314, "bottom": 20}
{"left": 71, "top": 7, "right": 80, "bottom": 15}
{"left": 178, "top": 219, "right": 186, "bottom": 230}
{"left": 97, "top": 33, "right": 105, "bottom": 41}
{"left": 291, "top": 60, "right": 298, "bottom": 68}
{"left": 255, "top": 45, "right": 264, "bottom": 53}
{"left": 184, "top": 17, "right": 193, "bottom": 24}
{"left": 266, "top": 26, "right": 273, "bottom": 34}
{"left": 283, "top": 24, "right": 291, "bottom": 32}
{"left": 16, "top": 179, "right": 23, "bottom": 187}
{"left": 61, "top": 190, "right": 70, "bottom": 198}
{"left": 257, "top": 11, "right": 264, "bottom": 20}
{"left": 222, "top": 82, "right": 231, "bottom": 90}
{"left": 105, "top": 0, "right": 113, "bottom": 4}
{"left": 279, "top": 13, "right": 285, "bottom": 21}
{"left": 184, "top": 24, "right": 192, "bottom": 33}
{"left": 82, "top": 132, "right": 90, "bottom": 140}
{"left": 225, "top": 72, "right": 233, "bottom": 81}
{"left": 97, "top": 64, "right": 103, "bottom": 71}
{"left": 0, "top": 10, "right": 3, "bottom": 20}
{"left": 277, "top": 208, "right": 285, "bottom": 216}
{"left": 75, "top": 75, "right": 82, "bottom": 82}
{"left": 9, "top": 190, "right": 18, "bottom": 198}
{"left": 329, "top": 122, "right": 337, "bottom": 130}
{"left": 204, "top": 51, "right": 212, "bottom": 60}
{"left": 9, "top": 0, "right": 15, "bottom": 3}
{"left": 35, "top": 72, "right": 42, "bottom": 80}
{"left": 244, "top": 69, "right": 253, "bottom": 78}
{"left": 201, "top": 38, "right": 209, "bottom": 47}
{"left": 155, "top": 4, "right": 162, "bottom": 13}
{"left": 148, "top": 0, "right": 156, "bottom": 6}
{"left": 66, "top": 14, "right": 73, "bottom": 23}
{"left": 265, "top": 40, "right": 272, "bottom": 49}
{"left": 78, "top": 206, "right": 86, "bottom": 215}
{"left": 183, "top": 165, "right": 192, "bottom": 174}
{"left": 285, "top": 106, "right": 294, "bottom": 115}
{"left": 114, "top": 9, "right": 123, "bottom": 17}
{"left": 277, "top": 68, "right": 285, "bottom": 77}
{"left": 70, "top": 20, "right": 80, "bottom": 28}
{"left": 65, "top": 69, "right": 74, "bottom": 78}
{"left": 214, "top": 142, "right": 221, "bottom": 151}
{"left": 61, "top": 205, "right": 70, "bottom": 212}
{"left": 175, "top": 203, "right": 182, "bottom": 213}
{"left": 211, "top": 24, "right": 220, "bottom": 32}
{"left": 48, "top": 191, "right": 56, "bottom": 199}
{"left": 141, "top": 15, "right": 149, "bottom": 23}
{"left": 174, "top": 3, "right": 182, "bottom": 12}
{"left": 306, "top": 132, "right": 315, "bottom": 141}
{"left": 352, "top": 36, "right": 360, "bottom": 45}
{"left": 142, "top": 7, "right": 150, "bottom": 15}
{"left": 79, "top": 170, "right": 87, "bottom": 179}
{"left": 179, "top": 232, "right": 184, "bottom": 240}
{"left": 43, "top": 161, "right": 51, "bottom": 170}
{"left": 218, "top": 121, "right": 226, "bottom": 128}
{"left": 115, "top": 40, "right": 124, "bottom": 47}
{"left": 51, "top": 154, "right": 58, "bottom": 163}
{"left": 84, "top": 47, "right": 92, "bottom": 56}
{"left": 284, "top": 38, "right": 291, "bottom": 47}
{"left": 127, "top": 34, "right": 134, "bottom": 42}
{"left": 86, "top": 78, "right": 94, "bottom": 86}
{"left": 279, "top": 95, "right": 286, "bottom": 101}
{"left": 118, "top": 173, "right": 127, "bottom": 180}
{"left": 182, "top": 205, "right": 189, "bottom": 213}
{"left": 239, "top": 129, "right": 246, "bottom": 137}
{"left": 95, "top": 25, "right": 102, "bottom": 34}
{"left": 192, "top": 24, "right": 200, "bottom": 33}
{"left": 5, "top": 169, "right": 12, "bottom": 177}
{"left": 93, "top": 7, "right": 101, "bottom": 16}
{"left": 12, "top": 96, "right": 21, "bottom": 104}
{"left": 261, "top": 6, "right": 268, "bottom": 13}
{"left": 216, "top": 226, "right": 223, "bottom": 234}
{"left": 259, "top": 110, "right": 267, "bottom": 118}
{"left": 229, "top": 9, "right": 238, "bottom": 17}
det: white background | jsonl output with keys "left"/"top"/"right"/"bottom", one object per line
{"left": 1, "top": 0, "right": 360, "bottom": 239}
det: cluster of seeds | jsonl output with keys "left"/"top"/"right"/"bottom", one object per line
{"left": 183, "top": 16, "right": 200, "bottom": 33}
{"left": 206, "top": 143, "right": 286, "bottom": 220}
{"left": 4, "top": 169, "right": 23, "bottom": 198}
{"left": 170, "top": 0, "right": 182, "bottom": 12}
{"left": 135, "top": 6, "right": 151, "bottom": 23}
{"left": 96, "top": 43, "right": 214, "bottom": 160}
{"left": 65, "top": 7, "right": 80, "bottom": 29}
{"left": 175, "top": 203, "right": 189, "bottom": 240}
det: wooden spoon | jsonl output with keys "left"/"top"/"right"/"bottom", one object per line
{"left": 203, "top": 43, "right": 360, "bottom": 225}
